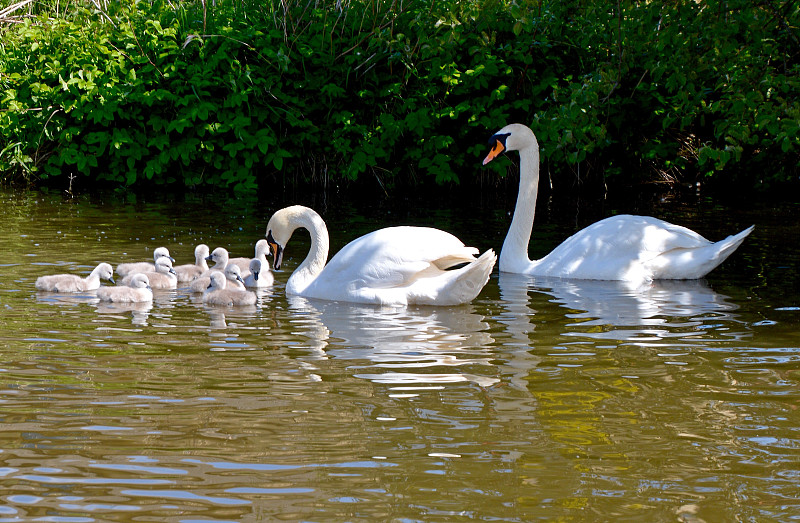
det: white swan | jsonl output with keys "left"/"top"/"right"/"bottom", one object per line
{"left": 174, "top": 244, "right": 210, "bottom": 282}
{"left": 188, "top": 264, "right": 246, "bottom": 293}
{"left": 35, "top": 263, "right": 115, "bottom": 292}
{"left": 203, "top": 271, "right": 257, "bottom": 306}
{"left": 116, "top": 247, "right": 174, "bottom": 277}
{"left": 120, "top": 257, "right": 177, "bottom": 289}
{"left": 97, "top": 273, "right": 153, "bottom": 303}
{"left": 243, "top": 258, "right": 273, "bottom": 288}
{"left": 265, "top": 205, "right": 496, "bottom": 306}
{"left": 483, "top": 123, "right": 754, "bottom": 284}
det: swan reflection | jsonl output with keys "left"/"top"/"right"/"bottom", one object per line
{"left": 287, "top": 296, "right": 498, "bottom": 388}
{"left": 498, "top": 272, "right": 744, "bottom": 343}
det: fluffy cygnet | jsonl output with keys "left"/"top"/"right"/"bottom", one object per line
{"left": 205, "top": 247, "right": 230, "bottom": 271}
{"left": 229, "top": 239, "right": 270, "bottom": 274}
{"left": 174, "top": 244, "right": 210, "bottom": 282}
{"left": 97, "top": 273, "right": 153, "bottom": 303}
{"left": 203, "top": 271, "right": 257, "bottom": 306}
{"left": 116, "top": 247, "right": 174, "bottom": 277}
{"left": 243, "top": 258, "right": 274, "bottom": 288}
{"left": 188, "top": 264, "right": 246, "bottom": 293}
{"left": 35, "top": 263, "right": 115, "bottom": 292}
{"left": 120, "top": 257, "right": 177, "bottom": 289}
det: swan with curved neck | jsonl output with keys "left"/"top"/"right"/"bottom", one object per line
{"left": 265, "top": 205, "right": 496, "bottom": 306}
{"left": 484, "top": 123, "right": 754, "bottom": 283}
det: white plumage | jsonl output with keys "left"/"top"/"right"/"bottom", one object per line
{"left": 483, "top": 123, "right": 754, "bottom": 285}
{"left": 265, "top": 205, "right": 496, "bottom": 306}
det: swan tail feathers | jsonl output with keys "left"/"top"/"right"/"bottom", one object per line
{"left": 414, "top": 249, "right": 497, "bottom": 306}
{"left": 651, "top": 225, "right": 754, "bottom": 280}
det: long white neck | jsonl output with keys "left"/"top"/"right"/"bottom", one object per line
{"left": 286, "top": 210, "right": 330, "bottom": 294}
{"left": 500, "top": 143, "right": 540, "bottom": 273}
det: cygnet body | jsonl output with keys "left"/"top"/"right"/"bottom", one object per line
{"left": 120, "top": 257, "right": 177, "bottom": 289}
{"left": 189, "top": 264, "right": 246, "bottom": 293}
{"left": 97, "top": 273, "right": 153, "bottom": 303}
{"left": 116, "top": 247, "right": 174, "bottom": 277}
{"left": 203, "top": 271, "right": 257, "bottom": 306}
{"left": 35, "top": 263, "right": 115, "bottom": 292}
{"left": 174, "top": 244, "right": 210, "bottom": 282}
{"left": 243, "top": 258, "right": 274, "bottom": 288}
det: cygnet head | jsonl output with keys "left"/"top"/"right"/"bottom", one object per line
{"left": 206, "top": 247, "right": 229, "bottom": 267}
{"left": 249, "top": 258, "right": 262, "bottom": 280}
{"left": 195, "top": 244, "right": 210, "bottom": 259}
{"left": 154, "top": 246, "right": 175, "bottom": 263}
{"left": 128, "top": 273, "right": 152, "bottom": 290}
{"left": 95, "top": 263, "right": 116, "bottom": 284}
{"left": 207, "top": 271, "right": 227, "bottom": 291}
{"left": 154, "top": 257, "right": 177, "bottom": 275}
{"left": 483, "top": 123, "right": 538, "bottom": 165}
{"left": 224, "top": 264, "right": 245, "bottom": 285}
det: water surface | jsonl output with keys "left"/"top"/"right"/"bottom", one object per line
{"left": 1, "top": 188, "right": 798, "bottom": 521}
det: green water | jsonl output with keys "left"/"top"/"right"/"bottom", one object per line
{"left": 0, "top": 188, "right": 798, "bottom": 521}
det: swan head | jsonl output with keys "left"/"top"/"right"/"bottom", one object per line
{"left": 483, "top": 123, "right": 538, "bottom": 165}
{"left": 265, "top": 206, "right": 304, "bottom": 270}
{"left": 154, "top": 246, "right": 175, "bottom": 263}
{"left": 195, "top": 244, "right": 210, "bottom": 258}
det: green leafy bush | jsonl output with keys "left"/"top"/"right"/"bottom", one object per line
{"left": 0, "top": 0, "right": 797, "bottom": 193}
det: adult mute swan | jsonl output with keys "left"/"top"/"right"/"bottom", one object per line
{"left": 483, "top": 123, "right": 754, "bottom": 284}
{"left": 35, "top": 262, "right": 115, "bottom": 292}
{"left": 265, "top": 205, "right": 496, "bottom": 306}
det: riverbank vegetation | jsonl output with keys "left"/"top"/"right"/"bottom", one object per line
{"left": 1, "top": 0, "right": 798, "bottom": 196}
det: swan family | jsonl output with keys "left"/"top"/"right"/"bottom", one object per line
{"left": 34, "top": 123, "right": 753, "bottom": 308}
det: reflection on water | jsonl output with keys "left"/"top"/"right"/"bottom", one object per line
{"left": 287, "top": 296, "right": 500, "bottom": 389}
{"left": 1, "top": 189, "right": 799, "bottom": 521}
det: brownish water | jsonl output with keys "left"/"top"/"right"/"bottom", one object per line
{"left": 1, "top": 188, "right": 798, "bottom": 521}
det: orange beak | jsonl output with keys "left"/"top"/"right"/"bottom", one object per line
{"left": 483, "top": 139, "right": 505, "bottom": 165}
